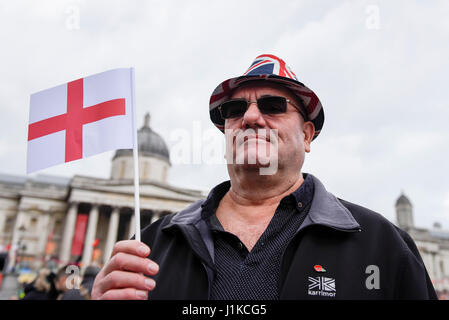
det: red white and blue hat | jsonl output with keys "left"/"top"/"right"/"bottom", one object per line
{"left": 209, "top": 54, "right": 324, "bottom": 140}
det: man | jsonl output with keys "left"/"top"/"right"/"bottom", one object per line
{"left": 92, "top": 54, "right": 437, "bottom": 300}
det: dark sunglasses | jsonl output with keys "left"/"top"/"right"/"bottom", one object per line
{"left": 218, "top": 96, "right": 308, "bottom": 121}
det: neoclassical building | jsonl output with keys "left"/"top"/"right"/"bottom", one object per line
{"left": 395, "top": 194, "right": 449, "bottom": 292}
{"left": 0, "top": 114, "right": 205, "bottom": 271}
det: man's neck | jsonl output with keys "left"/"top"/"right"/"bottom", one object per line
{"left": 228, "top": 169, "right": 304, "bottom": 206}
{"left": 215, "top": 170, "right": 304, "bottom": 244}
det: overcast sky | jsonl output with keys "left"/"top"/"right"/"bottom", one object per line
{"left": 1, "top": 0, "right": 448, "bottom": 230}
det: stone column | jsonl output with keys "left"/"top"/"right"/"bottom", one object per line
{"left": 81, "top": 204, "right": 99, "bottom": 269}
{"left": 420, "top": 251, "right": 433, "bottom": 279}
{"left": 0, "top": 210, "right": 7, "bottom": 241}
{"left": 36, "top": 213, "right": 50, "bottom": 266}
{"left": 7, "top": 211, "right": 25, "bottom": 271}
{"left": 103, "top": 207, "right": 120, "bottom": 264}
{"left": 59, "top": 203, "right": 78, "bottom": 264}
{"left": 433, "top": 253, "right": 442, "bottom": 290}
{"left": 128, "top": 214, "right": 135, "bottom": 239}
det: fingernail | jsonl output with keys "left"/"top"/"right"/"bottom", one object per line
{"left": 136, "top": 290, "right": 147, "bottom": 299}
{"left": 145, "top": 278, "right": 156, "bottom": 290}
{"left": 148, "top": 263, "right": 159, "bottom": 273}
{"left": 138, "top": 246, "right": 149, "bottom": 256}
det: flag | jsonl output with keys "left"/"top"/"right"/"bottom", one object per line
{"left": 27, "top": 68, "right": 135, "bottom": 173}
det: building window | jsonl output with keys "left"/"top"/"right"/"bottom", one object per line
{"left": 162, "top": 167, "right": 167, "bottom": 182}
{"left": 143, "top": 162, "right": 149, "bottom": 180}
{"left": 54, "top": 219, "right": 62, "bottom": 235}
{"left": 119, "top": 160, "right": 126, "bottom": 179}
{"left": 29, "top": 217, "right": 38, "bottom": 230}
{"left": 4, "top": 216, "right": 15, "bottom": 233}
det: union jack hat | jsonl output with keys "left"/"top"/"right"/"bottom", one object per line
{"left": 209, "top": 54, "right": 324, "bottom": 140}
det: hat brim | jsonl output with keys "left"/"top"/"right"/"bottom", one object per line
{"left": 209, "top": 74, "right": 324, "bottom": 140}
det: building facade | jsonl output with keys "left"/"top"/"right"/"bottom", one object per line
{"left": 395, "top": 193, "right": 449, "bottom": 293}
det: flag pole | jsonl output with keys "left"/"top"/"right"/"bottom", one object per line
{"left": 131, "top": 67, "right": 141, "bottom": 242}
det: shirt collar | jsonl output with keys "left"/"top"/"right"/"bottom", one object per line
{"left": 200, "top": 180, "right": 231, "bottom": 221}
{"left": 165, "top": 173, "right": 361, "bottom": 233}
{"left": 287, "top": 173, "right": 314, "bottom": 211}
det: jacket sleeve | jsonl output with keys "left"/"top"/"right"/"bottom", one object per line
{"left": 395, "top": 229, "right": 438, "bottom": 300}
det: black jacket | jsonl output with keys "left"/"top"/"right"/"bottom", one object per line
{"left": 21, "top": 283, "right": 51, "bottom": 300}
{"left": 142, "top": 174, "right": 437, "bottom": 300}
{"left": 21, "top": 272, "right": 60, "bottom": 300}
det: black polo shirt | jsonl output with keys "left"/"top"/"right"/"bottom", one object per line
{"left": 201, "top": 173, "right": 315, "bottom": 300}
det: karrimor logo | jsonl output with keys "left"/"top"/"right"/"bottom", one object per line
{"left": 308, "top": 276, "right": 336, "bottom": 298}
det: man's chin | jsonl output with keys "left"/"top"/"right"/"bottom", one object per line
{"left": 235, "top": 162, "right": 268, "bottom": 169}
{"left": 229, "top": 158, "right": 279, "bottom": 175}
{"left": 232, "top": 155, "right": 277, "bottom": 168}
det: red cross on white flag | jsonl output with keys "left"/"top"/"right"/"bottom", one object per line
{"left": 27, "top": 68, "right": 135, "bottom": 173}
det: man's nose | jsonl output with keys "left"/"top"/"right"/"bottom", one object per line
{"left": 241, "top": 102, "right": 266, "bottom": 128}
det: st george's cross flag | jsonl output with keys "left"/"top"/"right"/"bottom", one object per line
{"left": 27, "top": 68, "right": 136, "bottom": 173}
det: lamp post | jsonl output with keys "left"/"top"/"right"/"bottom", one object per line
{"left": 16, "top": 225, "right": 27, "bottom": 272}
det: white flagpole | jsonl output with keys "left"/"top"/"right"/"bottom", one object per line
{"left": 130, "top": 67, "right": 141, "bottom": 242}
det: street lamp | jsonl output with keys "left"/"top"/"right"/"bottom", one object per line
{"left": 16, "top": 225, "right": 27, "bottom": 272}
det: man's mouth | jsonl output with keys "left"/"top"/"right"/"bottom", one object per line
{"left": 235, "top": 132, "right": 271, "bottom": 147}
{"left": 244, "top": 135, "right": 270, "bottom": 142}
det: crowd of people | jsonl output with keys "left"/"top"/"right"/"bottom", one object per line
{"left": 10, "top": 264, "right": 100, "bottom": 300}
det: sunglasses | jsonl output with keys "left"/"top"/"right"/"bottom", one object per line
{"left": 218, "top": 95, "right": 308, "bottom": 121}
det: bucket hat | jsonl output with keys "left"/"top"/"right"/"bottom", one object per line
{"left": 209, "top": 54, "right": 324, "bottom": 140}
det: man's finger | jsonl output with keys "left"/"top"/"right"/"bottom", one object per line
{"left": 110, "top": 240, "right": 150, "bottom": 258}
{"left": 100, "top": 288, "right": 148, "bottom": 300}
{"left": 103, "top": 252, "right": 159, "bottom": 276}
{"left": 99, "top": 270, "right": 156, "bottom": 293}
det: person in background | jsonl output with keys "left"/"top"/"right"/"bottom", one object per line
{"left": 21, "top": 268, "right": 55, "bottom": 300}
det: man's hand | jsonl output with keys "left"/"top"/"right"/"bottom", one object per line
{"left": 91, "top": 240, "right": 159, "bottom": 300}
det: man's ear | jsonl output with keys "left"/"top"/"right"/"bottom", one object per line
{"left": 303, "top": 121, "right": 315, "bottom": 153}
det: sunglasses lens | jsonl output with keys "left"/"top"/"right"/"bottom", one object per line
{"left": 258, "top": 96, "right": 287, "bottom": 114}
{"left": 220, "top": 100, "right": 247, "bottom": 118}
{"left": 220, "top": 96, "right": 288, "bottom": 119}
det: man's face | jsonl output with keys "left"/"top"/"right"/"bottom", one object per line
{"left": 224, "top": 81, "right": 315, "bottom": 174}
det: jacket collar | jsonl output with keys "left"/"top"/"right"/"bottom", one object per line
{"left": 162, "top": 174, "right": 361, "bottom": 269}
{"left": 299, "top": 174, "right": 361, "bottom": 232}
{"left": 163, "top": 173, "right": 361, "bottom": 232}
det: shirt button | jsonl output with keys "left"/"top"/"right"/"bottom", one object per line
{"left": 297, "top": 201, "right": 303, "bottom": 208}
{"left": 237, "top": 242, "right": 243, "bottom": 250}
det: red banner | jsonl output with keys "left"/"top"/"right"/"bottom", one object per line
{"left": 71, "top": 214, "right": 88, "bottom": 257}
